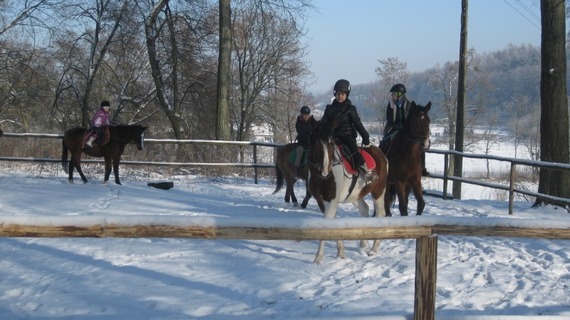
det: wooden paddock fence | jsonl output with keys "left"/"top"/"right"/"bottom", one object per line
{"left": 1, "top": 132, "right": 570, "bottom": 214}
{"left": 0, "top": 215, "right": 569, "bottom": 320}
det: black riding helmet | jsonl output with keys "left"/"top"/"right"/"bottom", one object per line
{"left": 333, "top": 79, "right": 351, "bottom": 97}
{"left": 100, "top": 100, "right": 111, "bottom": 109}
{"left": 300, "top": 106, "right": 310, "bottom": 114}
{"left": 390, "top": 83, "right": 406, "bottom": 95}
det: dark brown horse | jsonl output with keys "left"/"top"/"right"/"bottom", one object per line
{"left": 382, "top": 101, "right": 431, "bottom": 216}
{"left": 272, "top": 143, "right": 312, "bottom": 208}
{"left": 61, "top": 125, "right": 147, "bottom": 185}
{"left": 307, "top": 119, "right": 389, "bottom": 264}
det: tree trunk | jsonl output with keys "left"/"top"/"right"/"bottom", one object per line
{"left": 144, "top": 0, "right": 182, "bottom": 139}
{"left": 535, "top": 0, "right": 570, "bottom": 208}
{"left": 216, "top": 0, "right": 232, "bottom": 141}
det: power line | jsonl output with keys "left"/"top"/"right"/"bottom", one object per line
{"left": 515, "top": 0, "right": 541, "bottom": 22}
{"left": 502, "top": 0, "right": 541, "bottom": 30}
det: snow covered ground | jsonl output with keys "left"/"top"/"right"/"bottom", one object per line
{"left": 0, "top": 160, "right": 568, "bottom": 319}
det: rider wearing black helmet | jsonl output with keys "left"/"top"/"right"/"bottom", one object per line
{"left": 381, "top": 83, "right": 430, "bottom": 176}
{"left": 383, "top": 83, "right": 409, "bottom": 137}
{"left": 322, "top": 79, "right": 373, "bottom": 181}
{"left": 293, "top": 105, "right": 317, "bottom": 178}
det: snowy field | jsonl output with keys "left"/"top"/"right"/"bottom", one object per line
{"left": 0, "top": 158, "right": 569, "bottom": 319}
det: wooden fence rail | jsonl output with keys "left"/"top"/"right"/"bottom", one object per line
{"left": 1, "top": 215, "right": 569, "bottom": 320}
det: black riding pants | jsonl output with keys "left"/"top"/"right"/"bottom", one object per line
{"left": 337, "top": 135, "right": 364, "bottom": 168}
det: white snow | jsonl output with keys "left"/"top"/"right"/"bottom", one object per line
{"left": 0, "top": 165, "right": 568, "bottom": 319}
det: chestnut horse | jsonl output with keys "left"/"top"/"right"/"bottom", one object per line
{"left": 272, "top": 143, "right": 312, "bottom": 208}
{"left": 61, "top": 125, "right": 147, "bottom": 185}
{"left": 382, "top": 101, "right": 431, "bottom": 216}
{"left": 307, "top": 119, "right": 388, "bottom": 264}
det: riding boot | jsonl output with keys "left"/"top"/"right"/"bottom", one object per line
{"left": 358, "top": 163, "right": 376, "bottom": 183}
{"left": 86, "top": 136, "right": 96, "bottom": 147}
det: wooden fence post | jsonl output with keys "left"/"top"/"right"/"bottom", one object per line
{"left": 414, "top": 235, "right": 438, "bottom": 320}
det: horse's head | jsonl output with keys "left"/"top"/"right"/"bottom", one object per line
{"left": 308, "top": 121, "right": 335, "bottom": 179}
{"left": 406, "top": 101, "right": 431, "bottom": 150}
{"left": 110, "top": 125, "right": 147, "bottom": 150}
{"left": 132, "top": 125, "right": 148, "bottom": 150}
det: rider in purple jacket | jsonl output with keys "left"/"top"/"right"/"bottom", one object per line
{"left": 86, "top": 100, "right": 111, "bottom": 147}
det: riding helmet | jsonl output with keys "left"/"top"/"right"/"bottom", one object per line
{"left": 333, "top": 79, "right": 351, "bottom": 97}
{"left": 389, "top": 83, "right": 407, "bottom": 95}
{"left": 300, "top": 106, "right": 311, "bottom": 114}
{"left": 100, "top": 100, "right": 111, "bottom": 109}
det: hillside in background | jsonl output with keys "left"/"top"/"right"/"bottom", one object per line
{"left": 311, "top": 44, "right": 542, "bottom": 135}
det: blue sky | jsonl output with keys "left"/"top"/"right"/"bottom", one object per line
{"left": 304, "top": 0, "right": 541, "bottom": 93}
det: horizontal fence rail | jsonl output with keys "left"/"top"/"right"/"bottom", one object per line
{"left": 1, "top": 216, "right": 569, "bottom": 239}
{"left": 0, "top": 215, "right": 569, "bottom": 320}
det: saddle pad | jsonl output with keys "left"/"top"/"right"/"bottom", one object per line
{"left": 287, "top": 147, "right": 308, "bottom": 166}
{"left": 338, "top": 146, "right": 376, "bottom": 174}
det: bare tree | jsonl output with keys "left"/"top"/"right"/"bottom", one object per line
{"left": 52, "top": 0, "right": 129, "bottom": 128}
{"left": 230, "top": 1, "right": 308, "bottom": 143}
{"left": 140, "top": 0, "right": 218, "bottom": 141}
{"left": 374, "top": 57, "right": 408, "bottom": 123}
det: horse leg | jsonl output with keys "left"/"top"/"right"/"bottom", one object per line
{"left": 67, "top": 155, "right": 75, "bottom": 183}
{"left": 103, "top": 157, "right": 113, "bottom": 184}
{"left": 314, "top": 202, "right": 344, "bottom": 263}
{"left": 288, "top": 179, "right": 298, "bottom": 206}
{"left": 410, "top": 181, "right": 426, "bottom": 215}
{"left": 369, "top": 189, "right": 387, "bottom": 255}
{"left": 384, "top": 184, "right": 395, "bottom": 217}
{"left": 356, "top": 199, "right": 370, "bottom": 252}
{"left": 300, "top": 181, "right": 312, "bottom": 209}
{"left": 112, "top": 156, "right": 121, "bottom": 185}
{"left": 396, "top": 182, "right": 409, "bottom": 216}
{"left": 71, "top": 152, "right": 88, "bottom": 184}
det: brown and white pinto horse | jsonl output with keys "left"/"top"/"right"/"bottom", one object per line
{"left": 307, "top": 119, "right": 388, "bottom": 264}
{"left": 382, "top": 101, "right": 431, "bottom": 216}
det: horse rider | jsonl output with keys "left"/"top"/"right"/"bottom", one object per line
{"left": 321, "top": 79, "right": 373, "bottom": 181}
{"left": 381, "top": 83, "right": 430, "bottom": 176}
{"left": 293, "top": 105, "right": 317, "bottom": 178}
{"left": 86, "top": 100, "right": 111, "bottom": 147}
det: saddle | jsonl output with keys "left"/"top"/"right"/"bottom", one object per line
{"left": 82, "top": 126, "right": 110, "bottom": 148}
{"left": 337, "top": 145, "right": 376, "bottom": 174}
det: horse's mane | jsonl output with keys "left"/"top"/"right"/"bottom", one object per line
{"left": 313, "top": 120, "right": 333, "bottom": 142}
{"left": 109, "top": 124, "right": 148, "bottom": 135}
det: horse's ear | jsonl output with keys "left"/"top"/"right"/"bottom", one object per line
{"left": 425, "top": 101, "right": 432, "bottom": 111}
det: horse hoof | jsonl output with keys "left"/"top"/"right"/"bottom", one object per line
{"left": 301, "top": 203, "right": 307, "bottom": 209}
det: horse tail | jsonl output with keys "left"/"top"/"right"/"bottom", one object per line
{"left": 61, "top": 139, "right": 69, "bottom": 173}
{"left": 272, "top": 162, "right": 285, "bottom": 194}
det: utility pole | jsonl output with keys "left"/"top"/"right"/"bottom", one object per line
{"left": 453, "top": 0, "right": 468, "bottom": 200}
